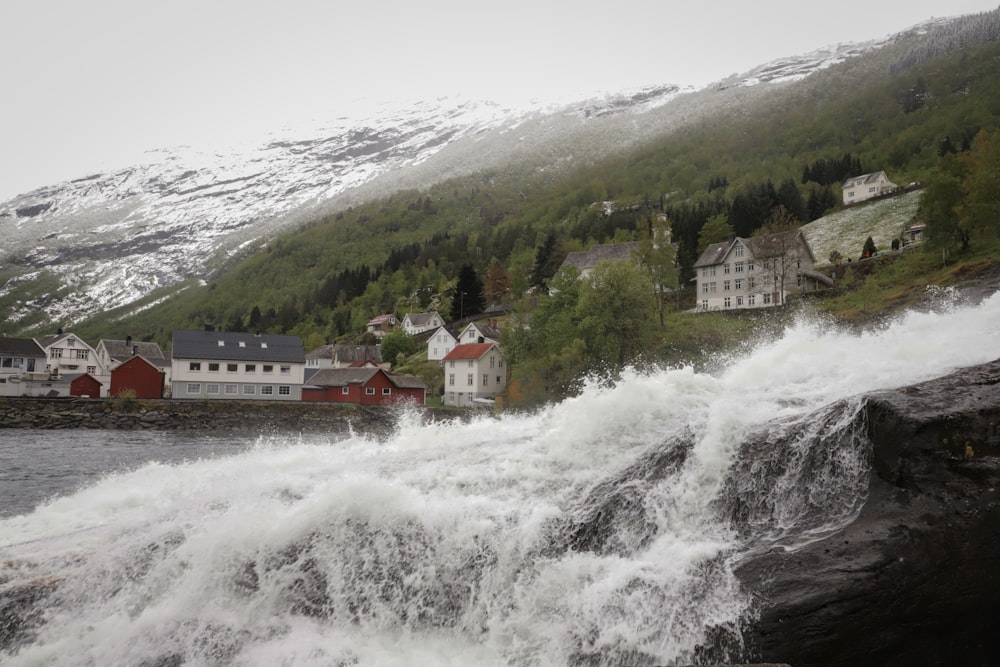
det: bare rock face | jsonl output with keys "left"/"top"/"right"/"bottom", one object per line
{"left": 736, "top": 359, "right": 1000, "bottom": 667}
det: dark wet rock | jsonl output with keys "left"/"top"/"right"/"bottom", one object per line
{"left": 736, "top": 358, "right": 1000, "bottom": 667}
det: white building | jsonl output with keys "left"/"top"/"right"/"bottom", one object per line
{"left": 842, "top": 171, "right": 897, "bottom": 205}
{"left": 693, "top": 229, "right": 830, "bottom": 311}
{"left": 0, "top": 337, "right": 51, "bottom": 397}
{"left": 34, "top": 332, "right": 109, "bottom": 395}
{"left": 170, "top": 329, "right": 305, "bottom": 400}
{"left": 442, "top": 342, "right": 507, "bottom": 407}
{"left": 401, "top": 311, "right": 444, "bottom": 335}
{"left": 426, "top": 326, "right": 459, "bottom": 363}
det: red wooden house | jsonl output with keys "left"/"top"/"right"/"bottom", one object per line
{"left": 302, "top": 367, "right": 426, "bottom": 405}
{"left": 68, "top": 373, "right": 103, "bottom": 398}
{"left": 110, "top": 355, "right": 165, "bottom": 398}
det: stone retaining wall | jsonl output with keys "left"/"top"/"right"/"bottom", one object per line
{"left": 0, "top": 396, "right": 414, "bottom": 435}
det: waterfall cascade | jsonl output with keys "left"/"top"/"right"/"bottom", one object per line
{"left": 2, "top": 290, "right": 999, "bottom": 666}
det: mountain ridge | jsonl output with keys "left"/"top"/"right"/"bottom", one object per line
{"left": 0, "top": 14, "right": 983, "bottom": 334}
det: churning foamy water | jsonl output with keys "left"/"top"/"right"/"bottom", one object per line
{"left": 2, "top": 290, "right": 999, "bottom": 666}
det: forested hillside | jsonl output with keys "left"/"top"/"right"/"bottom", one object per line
{"left": 67, "top": 10, "right": 1000, "bottom": 356}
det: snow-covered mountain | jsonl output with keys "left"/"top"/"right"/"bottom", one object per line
{"left": 0, "top": 30, "right": 909, "bottom": 333}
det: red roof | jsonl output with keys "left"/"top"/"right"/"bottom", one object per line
{"left": 442, "top": 342, "right": 495, "bottom": 361}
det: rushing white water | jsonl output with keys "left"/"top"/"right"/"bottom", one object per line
{"left": 2, "top": 290, "right": 999, "bottom": 666}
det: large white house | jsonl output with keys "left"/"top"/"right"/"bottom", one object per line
{"left": 841, "top": 171, "right": 897, "bottom": 205}
{"left": 693, "top": 229, "right": 830, "bottom": 311}
{"left": 441, "top": 342, "right": 507, "bottom": 407}
{"left": 35, "top": 332, "right": 110, "bottom": 395}
{"left": 171, "top": 329, "right": 306, "bottom": 400}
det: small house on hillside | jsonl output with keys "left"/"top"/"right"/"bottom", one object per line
{"left": 458, "top": 321, "right": 500, "bottom": 346}
{"left": 842, "top": 171, "right": 897, "bottom": 205}
{"left": 427, "top": 326, "right": 459, "bottom": 362}
{"left": 442, "top": 342, "right": 507, "bottom": 408}
{"left": 401, "top": 311, "right": 444, "bottom": 336}
{"left": 694, "top": 229, "right": 830, "bottom": 311}
{"left": 302, "top": 367, "right": 426, "bottom": 405}
{"left": 110, "top": 355, "right": 165, "bottom": 399}
{"left": 365, "top": 314, "right": 397, "bottom": 339}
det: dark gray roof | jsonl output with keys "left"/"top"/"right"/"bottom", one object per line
{"left": 562, "top": 242, "right": 639, "bottom": 271}
{"left": 693, "top": 230, "right": 815, "bottom": 267}
{"left": 100, "top": 339, "right": 168, "bottom": 366}
{"left": 306, "top": 367, "right": 427, "bottom": 390}
{"left": 404, "top": 312, "right": 440, "bottom": 326}
{"left": 0, "top": 337, "right": 46, "bottom": 357}
{"left": 693, "top": 240, "right": 732, "bottom": 268}
{"left": 171, "top": 329, "right": 304, "bottom": 363}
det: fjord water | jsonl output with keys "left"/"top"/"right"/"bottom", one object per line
{"left": 2, "top": 291, "right": 999, "bottom": 666}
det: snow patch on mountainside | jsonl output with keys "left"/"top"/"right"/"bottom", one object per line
{"left": 0, "top": 37, "right": 890, "bottom": 333}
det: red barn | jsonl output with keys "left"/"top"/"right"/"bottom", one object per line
{"left": 302, "top": 368, "right": 426, "bottom": 406}
{"left": 68, "top": 373, "right": 103, "bottom": 398}
{"left": 110, "top": 355, "right": 165, "bottom": 398}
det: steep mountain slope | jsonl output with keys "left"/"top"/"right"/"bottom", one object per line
{"left": 0, "top": 12, "right": 989, "bottom": 335}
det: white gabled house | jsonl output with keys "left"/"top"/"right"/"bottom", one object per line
{"left": 426, "top": 326, "right": 459, "bottom": 363}
{"left": 694, "top": 229, "right": 830, "bottom": 311}
{"left": 170, "top": 329, "right": 306, "bottom": 400}
{"left": 401, "top": 311, "right": 444, "bottom": 335}
{"left": 841, "top": 171, "right": 897, "bottom": 205}
{"left": 34, "top": 331, "right": 110, "bottom": 395}
{"left": 441, "top": 342, "right": 507, "bottom": 407}
{"left": 457, "top": 321, "right": 500, "bottom": 346}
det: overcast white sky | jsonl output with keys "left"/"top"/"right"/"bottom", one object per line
{"left": 2, "top": 0, "right": 997, "bottom": 202}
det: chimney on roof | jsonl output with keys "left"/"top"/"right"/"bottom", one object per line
{"left": 126, "top": 335, "right": 132, "bottom": 348}
{"left": 132, "top": 345, "right": 138, "bottom": 356}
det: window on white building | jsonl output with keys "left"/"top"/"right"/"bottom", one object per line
{"left": 225, "top": 384, "right": 238, "bottom": 394}
{"left": 467, "top": 374, "right": 474, "bottom": 386}
{"left": 188, "top": 383, "right": 201, "bottom": 393}
{"left": 189, "top": 362, "right": 200, "bottom": 371}
{"left": 207, "top": 384, "right": 220, "bottom": 394}
{"left": 209, "top": 363, "right": 220, "bottom": 372}
{"left": 227, "top": 364, "right": 238, "bottom": 372}
{"left": 261, "top": 385, "right": 273, "bottom": 395}
{"left": 724, "top": 297, "right": 731, "bottom": 308}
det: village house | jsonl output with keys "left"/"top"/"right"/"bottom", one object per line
{"left": 426, "top": 326, "right": 459, "bottom": 363}
{"left": 305, "top": 344, "right": 384, "bottom": 372}
{"left": 841, "top": 171, "right": 897, "bottom": 205}
{"left": 96, "top": 337, "right": 171, "bottom": 387}
{"left": 170, "top": 329, "right": 306, "bottom": 400}
{"left": 365, "top": 314, "right": 397, "bottom": 339}
{"left": 34, "top": 332, "right": 110, "bottom": 396}
{"left": 457, "top": 321, "right": 500, "bottom": 346}
{"left": 65, "top": 373, "right": 103, "bottom": 398}
{"left": 110, "top": 355, "right": 165, "bottom": 399}
{"left": 401, "top": 311, "right": 444, "bottom": 335}
{"left": 302, "top": 367, "right": 427, "bottom": 405}
{"left": 0, "top": 337, "right": 51, "bottom": 397}
{"left": 694, "top": 229, "right": 830, "bottom": 311}
{"left": 442, "top": 342, "right": 507, "bottom": 407}
{"left": 560, "top": 241, "right": 639, "bottom": 279}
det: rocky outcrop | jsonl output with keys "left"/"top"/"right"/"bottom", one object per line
{"left": 737, "top": 359, "right": 1000, "bottom": 667}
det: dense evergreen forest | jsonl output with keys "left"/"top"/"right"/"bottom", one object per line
{"left": 71, "top": 10, "right": 1000, "bottom": 368}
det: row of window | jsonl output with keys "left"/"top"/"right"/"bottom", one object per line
{"left": 186, "top": 383, "right": 291, "bottom": 395}
{"left": 187, "top": 362, "right": 290, "bottom": 374}
{"left": 50, "top": 348, "right": 90, "bottom": 359}
{"left": 702, "top": 275, "right": 775, "bottom": 293}
{"left": 701, "top": 293, "right": 774, "bottom": 309}
{"left": 447, "top": 373, "right": 504, "bottom": 387}
{"left": 341, "top": 386, "right": 393, "bottom": 396}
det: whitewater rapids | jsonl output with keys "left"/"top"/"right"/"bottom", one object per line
{"left": 2, "top": 289, "right": 999, "bottom": 666}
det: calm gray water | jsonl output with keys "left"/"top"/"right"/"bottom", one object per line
{"left": 0, "top": 430, "right": 258, "bottom": 518}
